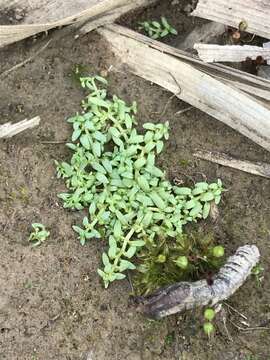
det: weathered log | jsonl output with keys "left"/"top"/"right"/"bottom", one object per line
{"left": 0, "top": 0, "right": 155, "bottom": 47}
{"left": 194, "top": 44, "right": 270, "bottom": 63}
{"left": 99, "top": 25, "right": 270, "bottom": 152}
{"left": 192, "top": 0, "right": 270, "bottom": 40}
{"left": 194, "top": 150, "right": 270, "bottom": 179}
{"left": 140, "top": 245, "right": 260, "bottom": 319}
{"left": 0, "top": 116, "right": 40, "bottom": 138}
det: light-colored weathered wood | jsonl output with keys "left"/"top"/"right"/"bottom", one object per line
{"left": 140, "top": 245, "right": 260, "bottom": 319}
{"left": 79, "top": 0, "right": 154, "bottom": 35}
{"left": 192, "top": 0, "right": 270, "bottom": 40}
{"left": 0, "top": 116, "right": 40, "bottom": 138}
{"left": 0, "top": 0, "right": 155, "bottom": 47}
{"left": 99, "top": 25, "right": 270, "bottom": 152}
{"left": 101, "top": 24, "right": 270, "bottom": 104}
{"left": 194, "top": 44, "right": 270, "bottom": 63}
{"left": 194, "top": 150, "right": 270, "bottom": 178}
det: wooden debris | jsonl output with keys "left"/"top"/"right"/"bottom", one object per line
{"left": 192, "top": 0, "right": 270, "bottom": 40}
{"left": 0, "top": 0, "right": 155, "bottom": 47}
{"left": 79, "top": 0, "right": 154, "bottom": 35}
{"left": 194, "top": 150, "right": 270, "bottom": 179}
{"left": 258, "top": 66, "right": 270, "bottom": 80}
{"left": 99, "top": 25, "right": 270, "bottom": 152}
{"left": 0, "top": 116, "right": 40, "bottom": 138}
{"left": 140, "top": 245, "right": 260, "bottom": 319}
{"left": 263, "top": 42, "right": 270, "bottom": 65}
{"left": 194, "top": 44, "right": 270, "bottom": 63}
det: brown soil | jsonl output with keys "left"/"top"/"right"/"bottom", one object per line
{"left": 0, "top": 1, "right": 270, "bottom": 359}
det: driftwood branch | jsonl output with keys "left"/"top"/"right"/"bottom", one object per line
{"left": 194, "top": 44, "right": 270, "bottom": 63}
{"left": 79, "top": 0, "right": 155, "bottom": 35}
{"left": 192, "top": 0, "right": 270, "bottom": 39}
{"left": 194, "top": 150, "right": 270, "bottom": 179}
{"left": 140, "top": 245, "right": 260, "bottom": 319}
{"left": 0, "top": 116, "right": 40, "bottom": 138}
{"left": 0, "top": 0, "right": 155, "bottom": 47}
{"left": 99, "top": 25, "right": 270, "bottom": 152}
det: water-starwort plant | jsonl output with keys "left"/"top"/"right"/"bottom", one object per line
{"left": 29, "top": 223, "right": 50, "bottom": 247}
{"left": 56, "top": 75, "right": 224, "bottom": 288}
{"left": 139, "top": 17, "right": 178, "bottom": 39}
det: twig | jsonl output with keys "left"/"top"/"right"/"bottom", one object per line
{"left": 151, "top": 94, "right": 176, "bottom": 117}
{"left": 140, "top": 245, "right": 260, "bottom": 319}
{"left": 194, "top": 150, "right": 270, "bottom": 179}
{"left": 221, "top": 309, "right": 233, "bottom": 342}
{"left": 174, "top": 106, "right": 194, "bottom": 116}
{"left": 127, "top": 270, "right": 135, "bottom": 294}
{"left": 223, "top": 302, "right": 248, "bottom": 320}
{"left": 0, "top": 116, "right": 40, "bottom": 138}
{"left": 228, "top": 319, "right": 270, "bottom": 332}
{"left": 41, "top": 140, "right": 67, "bottom": 144}
{"left": 0, "top": 40, "right": 51, "bottom": 79}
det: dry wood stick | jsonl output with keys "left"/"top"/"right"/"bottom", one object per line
{"left": 140, "top": 245, "right": 260, "bottom": 319}
{"left": 99, "top": 25, "right": 270, "bottom": 152}
{"left": 194, "top": 150, "right": 270, "bottom": 179}
{"left": 0, "top": 116, "right": 40, "bottom": 138}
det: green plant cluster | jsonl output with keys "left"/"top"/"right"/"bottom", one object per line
{"left": 139, "top": 17, "right": 178, "bottom": 39}
{"left": 55, "top": 76, "right": 223, "bottom": 288}
{"left": 29, "top": 223, "right": 50, "bottom": 247}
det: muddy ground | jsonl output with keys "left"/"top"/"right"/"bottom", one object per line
{"left": 0, "top": 1, "right": 270, "bottom": 359}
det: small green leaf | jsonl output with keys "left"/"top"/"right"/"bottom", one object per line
{"left": 125, "top": 246, "right": 137, "bottom": 258}
{"left": 119, "top": 259, "right": 136, "bottom": 271}
{"left": 203, "top": 202, "right": 211, "bottom": 219}
{"left": 114, "top": 273, "right": 126, "bottom": 280}
{"left": 89, "top": 202, "right": 96, "bottom": 215}
{"left": 200, "top": 192, "right": 214, "bottom": 202}
{"left": 134, "top": 157, "right": 146, "bottom": 169}
{"left": 174, "top": 187, "right": 192, "bottom": 196}
{"left": 186, "top": 199, "right": 196, "bottom": 209}
{"left": 102, "top": 252, "right": 110, "bottom": 266}
{"left": 92, "top": 162, "right": 106, "bottom": 174}
{"left": 137, "top": 175, "right": 150, "bottom": 192}
{"left": 72, "top": 128, "right": 81, "bottom": 142}
{"left": 102, "top": 159, "right": 113, "bottom": 173}
{"left": 143, "top": 123, "right": 156, "bottom": 131}
{"left": 80, "top": 134, "right": 90, "bottom": 149}
{"left": 156, "top": 140, "right": 164, "bottom": 154}
{"left": 129, "top": 240, "right": 145, "bottom": 247}
{"left": 89, "top": 97, "right": 109, "bottom": 108}
{"left": 113, "top": 220, "right": 122, "bottom": 238}
{"left": 92, "top": 142, "right": 101, "bottom": 157}
{"left": 96, "top": 173, "right": 109, "bottom": 184}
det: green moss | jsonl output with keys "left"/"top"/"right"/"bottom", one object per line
{"left": 134, "top": 229, "right": 225, "bottom": 295}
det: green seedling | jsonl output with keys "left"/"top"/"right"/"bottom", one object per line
{"left": 139, "top": 17, "right": 178, "bottom": 39}
{"left": 251, "top": 264, "right": 264, "bottom": 287}
{"left": 203, "top": 322, "right": 214, "bottom": 336}
{"left": 204, "top": 308, "right": 215, "bottom": 321}
{"left": 29, "top": 223, "right": 50, "bottom": 247}
{"left": 56, "top": 75, "right": 224, "bottom": 288}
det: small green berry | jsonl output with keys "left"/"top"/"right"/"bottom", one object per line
{"left": 174, "top": 256, "right": 188, "bottom": 269}
{"left": 204, "top": 308, "right": 215, "bottom": 321}
{"left": 212, "top": 245, "right": 224, "bottom": 258}
{"left": 156, "top": 254, "right": 166, "bottom": 263}
{"left": 203, "top": 322, "right": 214, "bottom": 336}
